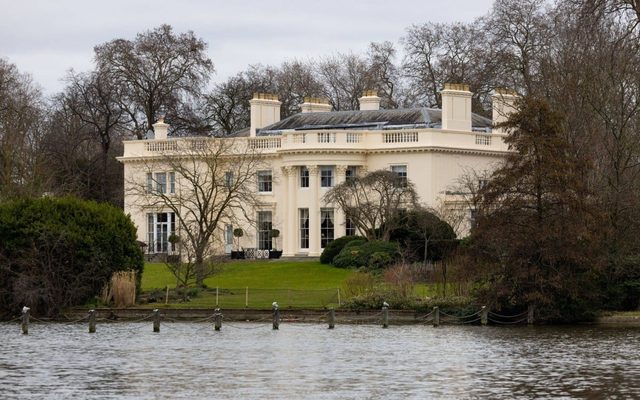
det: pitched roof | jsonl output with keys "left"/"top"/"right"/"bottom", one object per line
{"left": 258, "top": 107, "right": 492, "bottom": 135}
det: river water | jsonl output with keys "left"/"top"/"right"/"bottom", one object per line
{"left": 0, "top": 322, "right": 639, "bottom": 399}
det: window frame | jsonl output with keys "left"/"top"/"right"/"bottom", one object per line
{"left": 390, "top": 164, "right": 408, "bottom": 187}
{"left": 257, "top": 170, "right": 273, "bottom": 193}
{"left": 299, "top": 166, "right": 309, "bottom": 188}
{"left": 320, "top": 166, "right": 334, "bottom": 188}
{"left": 299, "top": 208, "right": 309, "bottom": 249}
{"left": 320, "top": 208, "right": 335, "bottom": 248}
{"left": 257, "top": 211, "right": 273, "bottom": 250}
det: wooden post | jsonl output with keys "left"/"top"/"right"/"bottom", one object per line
{"left": 337, "top": 288, "right": 341, "bottom": 307}
{"left": 433, "top": 306, "right": 440, "bottom": 327}
{"left": 382, "top": 305, "right": 389, "bottom": 329}
{"left": 328, "top": 308, "right": 335, "bottom": 329}
{"left": 165, "top": 286, "right": 169, "bottom": 304}
{"left": 215, "top": 287, "right": 219, "bottom": 307}
{"left": 21, "top": 307, "right": 30, "bottom": 335}
{"left": 480, "top": 306, "right": 488, "bottom": 326}
{"left": 153, "top": 309, "right": 160, "bottom": 333}
{"left": 214, "top": 308, "right": 222, "bottom": 331}
{"left": 245, "top": 287, "right": 249, "bottom": 308}
{"left": 272, "top": 302, "right": 280, "bottom": 330}
{"left": 88, "top": 309, "right": 96, "bottom": 333}
{"left": 527, "top": 304, "right": 535, "bottom": 325}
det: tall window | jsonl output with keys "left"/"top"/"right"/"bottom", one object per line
{"left": 345, "top": 166, "right": 358, "bottom": 181}
{"left": 299, "top": 208, "right": 309, "bottom": 249}
{"left": 391, "top": 165, "right": 407, "bottom": 187}
{"left": 257, "top": 170, "right": 272, "bottom": 192}
{"left": 320, "top": 208, "right": 334, "bottom": 248}
{"left": 147, "top": 172, "right": 174, "bottom": 194}
{"left": 320, "top": 166, "right": 334, "bottom": 188}
{"left": 169, "top": 172, "right": 175, "bottom": 194}
{"left": 257, "top": 211, "right": 273, "bottom": 250}
{"left": 225, "top": 225, "right": 233, "bottom": 253}
{"left": 300, "top": 166, "right": 309, "bottom": 188}
{"left": 346, "top": 217, "right": 357, "bottom": 236}
{"left": 155, "top": 172, "right": 167, "bottom": 193}
{"left": 146, "top": 173, "right": 153, "bottom": 193}
{"left": 225, "top": 171, "right": 234, "bottom": 188}
{"left": 147, "top": 212, "right": 175, "bottom": 253}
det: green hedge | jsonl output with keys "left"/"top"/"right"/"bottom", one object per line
{"left": 0, "top": 197, "right": 143, "bottom": 317}
{"left": 320, "top": 235, "right": 365, "bottom": 264}
{"left": 333, "top": 240, "right": 399, "bottom": 270}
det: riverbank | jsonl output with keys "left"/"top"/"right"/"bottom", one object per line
{"left": 29, "top": 308, "right": 635, "bottom": 326}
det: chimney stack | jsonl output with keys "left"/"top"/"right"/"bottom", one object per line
{"left": 492, "top": 88, "right": 517, "bottom": 133}
{"left": 441, "top": 83, "right": 472, "bottom": 131}
{"left": 359, "top": 90, "right": 381, "bottom": 111}
{"left": 249, "top": 93, "right": 281, "bottom": 136}
{"left": 300, "top": 96, "right": 332, "bottom": 113}
{"left": 152, "top": 116, "right": 169, "bottom": 140}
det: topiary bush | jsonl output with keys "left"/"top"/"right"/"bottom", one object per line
{"left": 333, "top": 240, "right": 399, "bottom": 270}
{"left": 320, "top": 235, "right": 365, "bottom": 264}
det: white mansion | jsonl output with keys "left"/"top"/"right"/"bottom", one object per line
{"left": 119, "top": 84, "right": 514, "bottom": 257}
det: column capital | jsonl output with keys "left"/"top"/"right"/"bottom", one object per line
{"left": 281, "top": 165, "right": 295, "bottom": 176}
{"left": 335, "top": 165, "right": 348, "bottom": 175}
{"left": 308, "top": 165, "right": 320, "bottom": 176}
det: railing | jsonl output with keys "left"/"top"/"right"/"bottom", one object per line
{"left": 248, "top": 137, "right": 281, "bottom": 149}
{"left": 291, "top": 133, "right": 306, "bottom": 144}
{"left": 317, "top": 132, "right": 336, "bottom": 143}
{"left": 346, "top": 132, "right": 362, "bottom": 143}
{"left": 382, "top": 131, "right": 419, "bottom": 143}
{"left": 125, "top": 129, "right": 509, "bottom": 158}
{"left": 145, "top": 141, "right": 178, "bottom": 152}
{"left": 475, "top": 135, "right": 492, "bottom": 146}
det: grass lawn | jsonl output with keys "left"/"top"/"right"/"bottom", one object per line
{"left": 139, "top": 260, "right": 454, "bottom": 309}
{"left": 140, "top": 260, "right": 355, "bottom": 309}
{"left": 142, "top": 259, "right": 353, "bottom": 290}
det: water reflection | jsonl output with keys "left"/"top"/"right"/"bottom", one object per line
{"left": 0, "top": 322, "right": 638, "bottom": 399}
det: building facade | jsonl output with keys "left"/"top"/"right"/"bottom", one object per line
{"left": 119, "top": 84, "right": 515, "bottom": 257}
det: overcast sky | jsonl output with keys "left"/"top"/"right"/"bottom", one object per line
{"left": 1, "top": 0, "right": 495, "bottom": 96}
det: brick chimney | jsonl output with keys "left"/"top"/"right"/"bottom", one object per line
{"left": 359, "top": 90, "right": 381, "bottom": 111}
{"left": 300, "top": 96, "right": 332, "bottom": 113}
{"left": 249, "top": 93, "right": 281, "bottom": 136}
{"left": 441, "top": 83, "right": 472, "bottom": 131}
{"left": 492, "top": 88, "right": 517, "bottom": 133}
{"left": 152, "top": 116, "right": 169, "bottom": 140}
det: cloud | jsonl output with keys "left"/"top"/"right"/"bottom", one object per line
{"left": 1, "top": 0, "right": 494, "bottom": 94}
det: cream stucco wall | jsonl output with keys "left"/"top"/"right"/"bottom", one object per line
{"left": 119, "top": 127, "right": 509, "bottom": 258}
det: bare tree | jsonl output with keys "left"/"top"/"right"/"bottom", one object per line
{"left": 0, "top": 58, "right": 48, "bottom": 198}
{"left": 367, "top": 41, "right": 404, "bottom": 108}
{"left": 126, "top": 136, "right": 266, "bottom": 285}
{"left": 401, "top": 21, "right": 492, "bottom": 114}
{"left": 323, "top": 170, "right": 418, "bottom": 241}
{"left": 95, "top": 24, "right": 214, "bottom": 138}
{"left": 483, "top": 0, "right": 552, "bottom": 95}
{"left": 54, "top": 70, "right": 129, "bottom": 203}
{"left": 316, "top": 53, "right": 375, "bottom": 111}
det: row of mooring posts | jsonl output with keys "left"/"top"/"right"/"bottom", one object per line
{"left": 17, "top": 303, "right": 535, "bottom": 334}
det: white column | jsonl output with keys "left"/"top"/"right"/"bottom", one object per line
{"left": 334, "top": 165, "right": 347, "bottom": 238}
{"left": 308, "top": 165, "right": 320, "bottom": 256}
{"left": 282, "top": 166, "right": 296, "bottom": 257}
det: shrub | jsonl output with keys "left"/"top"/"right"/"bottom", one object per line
{"left": 0, "top": 197, "right": 143, "bottom": 317}
{"left": 320, "top": 235, "right": 365, "bottom": 264}
{"left": 333, "top": 240, "right": 399, "bottom": 270}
